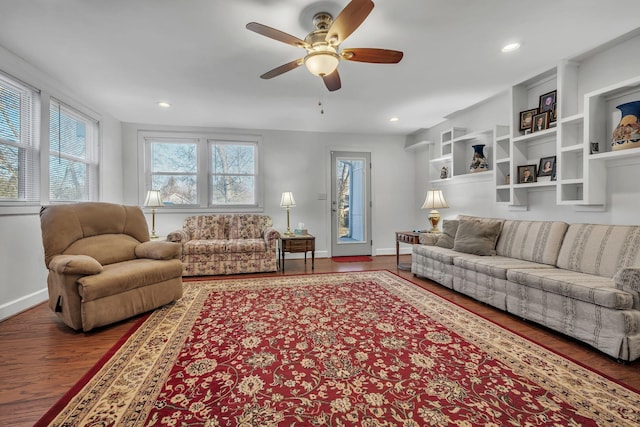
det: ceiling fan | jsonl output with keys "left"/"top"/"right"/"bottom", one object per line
{"left": 246, "top": 0, "right": 403, "bottom": 92}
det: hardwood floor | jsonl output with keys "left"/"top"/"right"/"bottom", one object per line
{"left": 1, "top": 255, "right": 639, "bottom": 426}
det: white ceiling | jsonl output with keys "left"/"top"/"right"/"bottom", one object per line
{"left": 1, "top": 0, "right": 638, "bottom": 136}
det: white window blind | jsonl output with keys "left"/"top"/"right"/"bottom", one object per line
{"left": 0, "top": 73, "right": 39, "bottom": 202}
{"left": 49, "top": 99, "right": 98, "bottom": 202}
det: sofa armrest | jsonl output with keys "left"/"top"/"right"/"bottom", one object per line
{"left": 614, "top": 267, "right": 640, "bottom": 292}
{"left": 263, "top": 227, "right": 281, "bottom": 242}
{"left": 49, "top": 254, "right": 103, "bottom": 275}
{"left": 135, "top": 241, "right": 182, "bottom": 260}
{"left": 419, "top": 233, "right": 439, "bottom": 246}
{"left": 167, "top": 230, "right": 189, "bottom": 244}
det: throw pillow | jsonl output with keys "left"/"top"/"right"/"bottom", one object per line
{"left": 453, "top": 220, "right": 502, "bottom": 256}
{"left": 435, "top": 220, "right": 460, "bottom": 249}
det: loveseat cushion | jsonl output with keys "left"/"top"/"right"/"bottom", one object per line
{"left": 182, "top": 239, "right": 267, "bottom": 255}
{"left": 507, "top": 268, "right": 634, "bottom": 310}
{"left": 454, "top": 256, "right": 554, "bottom": 280}
{"left": 556, "top": 224, "right": 640, "bottom": 278}
{"left": 78, "top": 258, "right": 183, "bottom": 302}
{"left": 496, "top": 220, "right": 568, "bottom": 265}
{"left": 186, "top": 215, "right": 227, "bottom": 240}
{"left": 228, "top": 214, "right": 272, "bottom": 239}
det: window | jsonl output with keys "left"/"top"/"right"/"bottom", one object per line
{"left": 149, "top": 139, "right": 198, "bottom": 205}
{"left": 142, "top": 132, "right": 262, "bottom": 209}
{"left": 0, "top": 73, "right": 39, "bottom": 202}
{"left": 210, "top": 140, "right": 257, "bottom": 205}
{"left": 49, "top": 99, "right": 99, "bottom": 202}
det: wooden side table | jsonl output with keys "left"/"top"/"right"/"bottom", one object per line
{"left": 395, "top": 231, "right": 421, "bottom": 270}
{"left": 279, "top": 234, "right": 315, "bottom": 272}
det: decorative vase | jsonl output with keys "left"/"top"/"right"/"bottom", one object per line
{"left": 611, "top": 101, "right": 640, "bottom": 151}
{"left": 440, "top": 166, "right": 448, "bottom": 179}
{"left": 469, "top": 144, "right": 489, "bottom": 173}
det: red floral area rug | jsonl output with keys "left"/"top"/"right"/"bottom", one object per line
{"left": 332, "top": 256, "right": 373, "bottom": 262}
{"left": 37, "top": 271, "right": 640, "bottom": 426}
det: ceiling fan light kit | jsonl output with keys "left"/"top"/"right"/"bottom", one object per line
{"left": 246, "top": 0, "right": 403, "bottom": 91}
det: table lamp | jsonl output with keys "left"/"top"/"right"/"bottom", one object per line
{"left": 421, "top": 189, "right": 448, "bottom": 233}
{"left": 144, "top": 189, "right": 163, "bottom": 239}
{"left": 280, "top": 191, "right": 296, "bottom": 236}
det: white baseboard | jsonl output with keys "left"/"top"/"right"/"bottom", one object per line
{"left": 0, "top": 288, "right": 48, "bottom": 322}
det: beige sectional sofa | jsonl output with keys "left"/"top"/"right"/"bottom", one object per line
{"left": 168, "top": 214, "right": 280, "bottom": 276}
{"left": 412, "top": 215, "right": 640, "bottom": 361}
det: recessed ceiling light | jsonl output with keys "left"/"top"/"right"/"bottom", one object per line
{"left": 158, "top": 101, "right": 171, "bottom": 108}
{"left": 389, "top": 117, "right": 399, "bottom": 122}
{"left": 501, "top": 42, "right": 521, "bottom": 53}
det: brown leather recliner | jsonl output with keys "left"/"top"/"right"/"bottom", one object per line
{"left": 40, "top": 202, "right": 183, "bottom": 331}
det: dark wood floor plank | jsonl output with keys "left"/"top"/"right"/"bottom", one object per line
{"left": 0, "top": 255, "right": 637, "bottom": 426}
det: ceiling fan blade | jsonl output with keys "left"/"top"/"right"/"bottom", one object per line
{"left": 322, "top": 70, "right": 341, "bottom": 92}
{"left": 326, "top": 0, "right": 374, "bottom": 45}
{"left": 246, "top": 22, "right": 309, "bottom": 49}
{"left": 260, "top": 59, "right": 304, "bottom": 79}
{"left": 341, "top": 48, "right": 404, "bottom": 63}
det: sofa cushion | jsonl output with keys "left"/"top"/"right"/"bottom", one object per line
{"left": 435, "top": 220, "right": 459, "bottom": 249}
{"left": 413, "top": 244, "right": 479, "bottom": 265}
{"left": 556, "top": 224, "right": 640, "bottom": 278}
{"left": 453, "top": 220, "right": 502, "bottom": 256}
{"left": 507, "top": 268, "right": 634, "bottom": 310}
{"left": 454, "top": 256, "right": 554, "bottom": 280}
{"left": 496, "top": 220, "right": 568, "bottom": 265}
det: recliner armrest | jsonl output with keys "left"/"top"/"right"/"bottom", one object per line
{"left": 49, "top": 254, "right": 103, "bottom": 275}
{"left": 135, "top": 241, "right": 181, "bottom": 260}
{"left": 167, "top": 230, "right": 189, "bottom": 244}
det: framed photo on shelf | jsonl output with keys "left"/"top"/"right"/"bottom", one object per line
{"left": 550, "top": 103, "right": 557, "bottom": 123}
{"left": 519, "top": 108, "right": 538, "bottom": 131}
{"left": 518, "top": 165, "right": 537, "bottom": 184}
{"left": 531, "top": 111, "right": 549, "bottom": 132}
{"left": 538, "top": 155, "right": 556, "bottom": 177}
{"left": 539, "top": 90, "right": 556, "bottom": 113}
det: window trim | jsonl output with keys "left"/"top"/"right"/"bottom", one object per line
{"left": 138, "top": 131, "right": 264, "bottom": 212}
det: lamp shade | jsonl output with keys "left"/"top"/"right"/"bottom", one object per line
{"left": 280, "top": 191, "right": 296, "bottom": 207}
{"left": 144, "top": 190, "right": 163, "bottom": 208}
{"left": 304, "top": 51, "right": 339, "bottom": 76}
{"left": 421, "top": 189, "right": 448, "bottom": 210}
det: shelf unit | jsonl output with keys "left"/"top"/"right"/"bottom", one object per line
{"left": 577, "top": 75, "right": 640, "bottom": 205}
{"left": 430, "top": 127, "right": 496, "bottom": 183}
{"left": 494, "top": 69, "right": 559, "bottom": 207}
{"left": 429, "top": 127, "right": 465, "bottom": 182}
{"left": 492, "top": 62, "right": 640, "bottom": 208}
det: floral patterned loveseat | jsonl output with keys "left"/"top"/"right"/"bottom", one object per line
{"left": 167, "top": 214, "right": 280, "bottom": 276}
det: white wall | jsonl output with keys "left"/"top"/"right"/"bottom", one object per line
{"left": 412, "top": 32, "right": 640, "bottom": 226}
{"left": 0, "top": 46, "right": 124, "bottom": 320}
{"left": 121, "top": 123, "right": 416, "bottom": 259}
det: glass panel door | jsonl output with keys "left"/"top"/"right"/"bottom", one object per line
{"left": 330, "top": 151, "right": 371, "bottom": 256}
